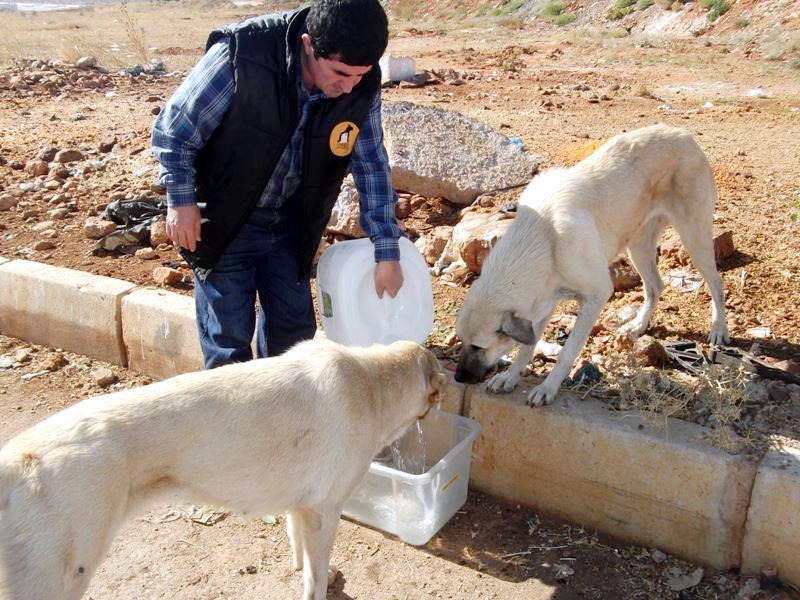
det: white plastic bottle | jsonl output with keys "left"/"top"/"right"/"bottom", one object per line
{"left": 316, "top": 237, "right": 434, "bottom": 346}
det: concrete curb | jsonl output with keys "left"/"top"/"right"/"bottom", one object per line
{"left": 0, "top": 257, "right": 797, "bottom": 584}
{"left": 463, "top": 388, "right": 755, "bottom": 571}
{"left": 121, "top": 287, "right": 204, "bottom": 379}
{"left": 0, "top": 259, "right": 136, "bottom": 365}
{"left": 741, "top": 446, "right": 800, "bottom": 585}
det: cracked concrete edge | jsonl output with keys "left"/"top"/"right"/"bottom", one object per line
{"left": 0, "top": 258, "right": 795, "bottom": 584}
{"left": 741, "top": 446, "right": 800, "bottom": 585}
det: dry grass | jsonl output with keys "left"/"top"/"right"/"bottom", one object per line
{"left": 119, "top": 0, "right": 149, "bottom": 65}
{"left": 594, "top": 351, "right": 753, "bottom": 453}
{"left": 0, "top": 2, "right": 256, "bottom": 69}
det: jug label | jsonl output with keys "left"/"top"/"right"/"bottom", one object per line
{"left": 321, "top": 291, "right": 333, "bottom": 318}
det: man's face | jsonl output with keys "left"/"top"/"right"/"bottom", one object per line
{"left": 300, "top": 33, "right": 372, "bottom": 97}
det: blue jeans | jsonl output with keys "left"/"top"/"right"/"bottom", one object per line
{"left": 194, "top": 207, "right": 316, "bottom": 369}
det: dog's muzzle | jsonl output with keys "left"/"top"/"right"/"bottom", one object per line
{"left": 454, "top": 346, "right": 493, "bottom": 384}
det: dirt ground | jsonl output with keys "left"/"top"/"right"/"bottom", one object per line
{"left": 1, "top": 1, "right": 800, "bottom": 598}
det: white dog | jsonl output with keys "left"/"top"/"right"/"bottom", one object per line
{"left": 0, "top": 339, "right": 447, "bottom": 600}
{"left": 454, "top": 124, "right": 729, "bottom": 406}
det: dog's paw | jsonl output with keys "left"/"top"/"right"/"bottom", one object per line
{"left": 487, "top": 370, "right": 520, "bottom": 393}
{"left": 617, "top": 319, "right": 646, "bottom": 341}
{"left": 526, "top": 383, "right": 557, "bottom": 407}
{"left": 709, "top": 323, "right": 730, "bottom": 346}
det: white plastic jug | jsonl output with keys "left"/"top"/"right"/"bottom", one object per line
{"left": 316, "top": 237, "right": 434, "bottom": 346}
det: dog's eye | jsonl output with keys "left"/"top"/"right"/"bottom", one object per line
{"left": 469, "top": 344, "right": 484, "bottom": 351}
{"left": 495, "top": 330, "right": 509, "bottom": 340}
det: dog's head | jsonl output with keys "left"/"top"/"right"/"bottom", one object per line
{"left": 390, "top": 340, "right": 449, "bottom": 418}
{"left": 454, "top": 296, "right": 536, "bottom": 384}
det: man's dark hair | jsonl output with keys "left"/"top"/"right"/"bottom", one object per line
{"left": 306, "top": 0, "right": 389, "bottom": 66}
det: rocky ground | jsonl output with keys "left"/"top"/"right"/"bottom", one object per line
{"left": 1, "top": 0, "right": 800, "bottom": 597}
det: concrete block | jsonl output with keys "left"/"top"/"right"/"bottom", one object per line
{"left": 0, "top": 260, "right": 135, "bottom": 364}
{"left": 465, "top": 388, "right": 756, "bottom": 570}
{"left": 121, "top": 287, "right": 204, "bottom": 380}
{"left": 438, "top": 372, "right": 466, "bottom": 415}
{"left": 742, "top": 447, "right": 800, "bottom": 587}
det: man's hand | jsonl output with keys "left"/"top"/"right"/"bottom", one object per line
{"left": 166, "top": 205, "right": 201, "bottom": 252}
{"left": 374, "top": 260, "right": 403, "bottom": 298}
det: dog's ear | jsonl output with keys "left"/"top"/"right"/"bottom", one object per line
{"left": 500, "top": 311, "right": 536, "bottom": 345}
{"left": 428, "top": 371, "right": 448, "bottom": 403}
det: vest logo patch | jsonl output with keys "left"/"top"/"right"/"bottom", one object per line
{"left": 329, "top": 121, "right": 360, "bottom": 157}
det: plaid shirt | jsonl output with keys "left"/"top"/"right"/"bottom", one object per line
{"left": 152, "top": 41, "right": 400, "bottom": 261}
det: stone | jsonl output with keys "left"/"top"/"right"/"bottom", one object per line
{"left": 32, "top": 240, "right": 56, "bottom": 251}
{"left": 91, "top": 367, "right": 117, "bottom": 387}
{"left": 451, "top": 212, "right": 512, "bottom": 273}
{"left": 84, "top": 217, "right": 117, "bottom": 239}
{"left": 414, "top": 226, "right": 453, "bottom": 265}
{"left": 327, "top": 176, "right": 365, "bottom": 238}
{"left": 76, "top": 56, "right": 97, "bottom": 69}
{"left": 135, "top": 247, "right": 157, "bottom": 260}
{"left": 98, "top": 133, "right": 117, "bottom": 153}
{"left": 634, "top": 335, "right": 668, "bottom": 368}
{"left": 395, "top": 197, "right": 412, "bottom": 219}
{"left": 31, "top": 220, "right": 55, "bottom": 232}
{"left": 610, "top": 258, "right": 642, "bottom": 292}
{"left": 0, "top": 194, "right": 19, "bottom": 211}
{"left": 149, "top": 218, "right": 170, "bottom": 247}
{"left": 153, "top": 267, "right": 183, "bottom": 287}
{"left": 47, "top": 207, "right": 70, "bottom": 220}
{"left": 713, "top": 230, "right": 735, "bottom": 262}
{"left": 54, "top": 149, "right": 85, "bottom": 164}
{"left": 37, "top": 146, "right": 58, "bottom": 162}
{"left": 382, "top": 101, "right": 538, "bottom": 204}
{"left": 25, "top": 159, "right": 49, "bottom": 177}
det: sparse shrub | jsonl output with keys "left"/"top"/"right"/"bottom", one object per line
{"left": 635, "top": 82, "right": 658, "bottom": 99}
{"left": 637, "top": 0, "right": 655, "bottom": 9}
{"left": 607, "top": 27, "right": 630, "bottom": 38}
{"left": 554, "top": 12, "right": 577, "bottom": 26}
{"left": 500, "top": 16, "right": 526, "bottom": 29}
{"left": 616, "top": 0, "right": 636, "bottom": 7}
{"left": 538, "top": 0, "right": 565, "bottom": 18}
{"left": 699, "top": 0, "right": 729, "bottom": 21}
{"left": 790, "top": 199, "right": 800, "bottom": 222}
{"left": 492, "top": 0, "right": 524, "bottom": 16}
{"left": 736, "top": 17, "right": 751, "bottom": 28}
{"left": 607, "top": 6, "right": 634, "bottom": 20}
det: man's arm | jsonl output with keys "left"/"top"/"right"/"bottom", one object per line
{"left": 151, "top": 41, "right": 235, "bottom": 251}
{"left": 350, "top": 93, "right": 403, "bottom": 297}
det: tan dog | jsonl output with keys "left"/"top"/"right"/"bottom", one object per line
{"left": 0, "top": 339, "right": 447, "bottom": 600}
{"left": 455, "top": 124, "right": 729, "bottom": 406}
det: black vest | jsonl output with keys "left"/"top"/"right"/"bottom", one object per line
{"left": 181, "top": 7, "right": 381, "bottom": 279}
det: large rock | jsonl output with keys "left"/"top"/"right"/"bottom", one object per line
{"left": 327, "top": 175, "right": 366, "bottom": 239}
{"left": 451, "top": 212, "right": 512, "bottom": 273}
{"left": 382, "top": 101, "right": 537, "bottom": 204}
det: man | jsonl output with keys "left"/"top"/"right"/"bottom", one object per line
{"left": 152, "top": 0, "right": 402, "bottom": 368}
